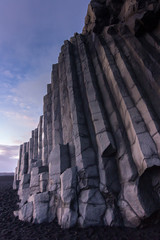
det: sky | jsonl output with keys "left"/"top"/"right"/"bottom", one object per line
{"left": 0, "top": 0, "right": 90, "bottom": 172}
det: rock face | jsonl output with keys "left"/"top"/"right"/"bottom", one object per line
{"left": 13, "top": 0, "right": 160, "bottom": 228}
{"left": 83, "top": 0, "right": 160, "bottom": 34}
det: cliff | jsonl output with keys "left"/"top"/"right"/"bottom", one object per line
{"left": 13, "top": 0, "right": 160, "bottom": 228}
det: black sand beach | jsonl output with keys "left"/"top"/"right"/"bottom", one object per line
{"left": 1, "top": 176, "right": 160, "bottom": 240}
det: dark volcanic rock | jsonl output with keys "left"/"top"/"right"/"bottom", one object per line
{"left": 135, "top": 10, "right": 160, "bottom": 36}
{"left": 83, "top": 0, "right": 160, "bottom": 34}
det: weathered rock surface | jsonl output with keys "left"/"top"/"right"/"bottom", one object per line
{"left": 13, "top": 0, "right": 160, "bottom": 229}
{"left": 83, "top": 0, "right": 160, "bottom": 35}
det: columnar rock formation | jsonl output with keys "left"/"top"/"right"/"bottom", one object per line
{"left": 13, "top": 0, "right": 160, "bottom": 228}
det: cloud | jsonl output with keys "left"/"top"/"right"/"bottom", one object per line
{"left": 0, "top": 110, "right": 37, "bottom": 127}
{"left": 0, "top": 0, "right": 90, "bottom": 172}
{"left": 2, "top": 70, "right": 14, "bottom": 78}
{"left": 11, "top": 74, "right": 49, "bottom": 107}
{"left": 0, "top": 108, "right": 38, "bottom": 146}
{"left": 0, "top": 145, "right": 19, "bottom": 172}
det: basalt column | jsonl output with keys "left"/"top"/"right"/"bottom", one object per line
{"left": 13, "top": 0, "right": 160, "bottom": 228}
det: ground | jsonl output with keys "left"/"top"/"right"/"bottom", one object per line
{"left": 1, "top": 176, "right": 160, "bottom": 240}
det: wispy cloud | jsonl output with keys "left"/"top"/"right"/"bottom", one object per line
{"left": 0, "top": 145, "right": 19, "bottom": 172}
{"left": 0, "top": 110, "right": 36, "bottom": 126}
{"left": 0, "top": 108, "right": 38, "bottom": 146}
{"left": 2, "top": 70, "right": 14, "bottom": 78}
{"left": 0, "top": 0, "right": 90, "bottom": 172}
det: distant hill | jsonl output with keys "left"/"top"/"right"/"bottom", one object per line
{"left": 0, "top": 173, "right": 14, "bottom": 176}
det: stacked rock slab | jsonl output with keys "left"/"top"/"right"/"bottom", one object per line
{"left": 13, "top": 0, "right": 160, "bottom": 228}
